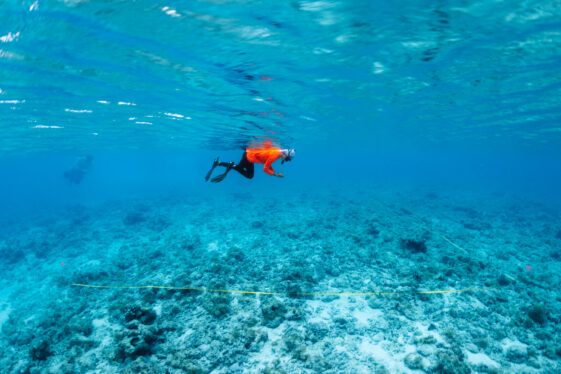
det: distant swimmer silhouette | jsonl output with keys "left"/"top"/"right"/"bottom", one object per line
{"left": 64, "top": 155, "right": 93, "bottom": 184}
{"left": 205, "top": 141, "right": 294, "bottom": 183}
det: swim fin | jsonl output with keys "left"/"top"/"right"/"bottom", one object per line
{"left": 210, "top": 165, "right": 232, "bottom": 183}
{"left": 205, "top": 158, "right": 219, "bottom": 181}
{"left": 210, "top": 171, "right": 229, "bottom": 183}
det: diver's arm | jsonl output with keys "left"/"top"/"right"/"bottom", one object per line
{"left": 263, "top": 158, "right": 275, "bottom": 176}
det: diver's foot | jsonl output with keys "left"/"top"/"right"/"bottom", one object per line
{"left": 205, "top": 158, "right": 220, "bottom": 181}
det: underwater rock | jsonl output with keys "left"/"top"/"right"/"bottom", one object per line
{"left": 30, "top": 339, "right": 52, "bottom": 361}
{"left": 124, "top": 305, "right": 157, "bottom": 325}
{"left": 497, "top": 273, "right": 512, "bottom": 286}
{"left": 167, "top": 351, "right": 204, "bottom": 372}
{"left": 123, "top": 212, "right": 147, "bottom": 226}
{"left": 201, "top": 294, "right": 230, "bottom": 318}
{"left": 122, "top": 357, "right": 164, "bottom": 374}
{"left": 474, "top": 338, "right": 489, "bottom": 350}
{"left": 506, "top": 345, "right": 528, "bottom": 363}
{"left": 226, "top": 247, "right": 245, "bottom": 263}
{"left": 417, "top": 344, "right": 433, "bottom": 357}
{"left": 29, "top": 239, "right": 54, "bottom": 259}
{"left": 434, "top": 350, "right": 470, "bottom": 374}
{"left": 418, "top": 335, "right": 437, "bottom": 345}
{"left": 462, "top": 221, "right": 492, "bottom": 231}
{"left": 401, "top": 238, "right": 427, "bottom": 253}
{"left": 404, "top": 353, "right": 424, "bottom": 370}
{"left": 282, "top": 266, "right": 315, "bottom": 283}
{"left": 2, "top": 317, "right": 34, "bottom": 346}
{"left": 114, "top": 326, "right": 159, "bottom": 362}
{"left": 150, "top": 215, "right": 171, "bottom": 231}
{"left": 285, "top": 305, "right": 305, "bottom": 321}
{"left": 69, "top": 336, "right": 95, "bottom": 350}
{"left": 527, "top": 304, "right": 548, "bottom": 324}
{"left": 0, "top": 244, "right": 25, "bottom": 265}
{"left": 235, "top": 327, "right": 268, "bottom": 351}
{"left": 306, "top": 321, "right": 329, "bottom": 343}
{"left": 261, "top": 298, "right": 287, "bottom": 328}
{"left": 68, "top": 317, "right": 93, "bottom": 336}
{"left": 283, "top": 328, "right": 305, "bottom": 352}
{"left": 57, "top": 362, "right": 76, "bottom": 374}
{"left": 367, "top": 224, "right": 380, "bottom": 237}
{"left": 303, "top": 352, "right": 333, "bottom": 371}
{"left": 262, "top": 362, "right": 288, "bottom": 374}
{"left": 395, "top": 300, "right": 418, "bottom": 320}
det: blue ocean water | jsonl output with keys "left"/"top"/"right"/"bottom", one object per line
{"left": 1, "top": 1, "right": 561, "bottom": 372}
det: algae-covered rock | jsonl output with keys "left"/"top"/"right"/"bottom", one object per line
{"left": 167, "top": 352, "right": 204, "bottom": 373}
{"left": 251, "top": 221, "right": 264, "bottom": 228}
{"left": 261, "top": 298, "right": 287, "bottom": 328}
{"left": 0, "top": 243, "right": 25, "bottom": 264}
{"left": 123, "top": 211, "right": 147, "bottom": 226}
{"left": 506, "top": 345, "right": 528, "bottom": 363}
{"left": 68, "top": 317, "right": 93, "bottom": 336}
{"left": 404, "top": 353, "right": 424, "bottom": 370}
{"left": 201, "top": 294, "right": 230, "bottom": 318}
{"left": 474, "top": 338, "right": 489, "bottom": 350}
{"left": 231, "top": 327, "right": 268, "bottom": 351}
{"left": 303, "top": 352, "right": 332, "bottom": 371}
{"left": 2, "top": 316, "right": 34, "bottom": 346}
{"left": 114, "top": 330, "right": 153, "bottom": 362}
{"left": 30, "top": 339, "right": 52, "bottom": 361}
{"left": 401, "top": 237, "right": 428, "bottom": 254}
{"left": 122, "top": 357, "right": 164, "bottom": 373}
{"left": 262, "top": 360, "right": 288, "bottom": 374}
{"left": 292, "top": 346, "right": 309, "bottom": 361}
{"left": 306, "top": 321, "right": 329, "bottom": 343}
{"left": 418, "top": 335, "right": 437, "bottom": 345}
{"left": 527, "top": 304, "right": 548, "bottom": 324}
{"left": 497, "top": 273, "right": 512, "bottom": 286}
{"left": 434, "top": 350, "right": 470, "bottom": 374}
{"left": 69, "top": 336, "right": 95, "bottom": 350}
{"left": 283, "top": 329, "right": 305, "bottom": 352}
{"left": 124, "top": 305, "right": 157, "bottom": 325}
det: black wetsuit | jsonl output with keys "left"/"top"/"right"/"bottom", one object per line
{"left": 217, "top": 152, "right": 254, "bottom": 179}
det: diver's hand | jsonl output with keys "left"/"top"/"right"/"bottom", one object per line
{"left": 274, "top": 172, "right": 284, "bottom": 178}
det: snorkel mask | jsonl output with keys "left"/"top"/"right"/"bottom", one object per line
{"left": 281, "top": 149, "right": 295, "bottom": 164}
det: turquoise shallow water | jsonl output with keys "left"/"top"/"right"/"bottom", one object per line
{"left": 1, "top": 1, "right": 561, "bottom": 373}
{"left": 2, "top": 0, "right": 561, "bottom": 153}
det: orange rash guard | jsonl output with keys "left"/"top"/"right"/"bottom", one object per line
{"left": 246, "top": 147, "right": 282, "bottom": 175}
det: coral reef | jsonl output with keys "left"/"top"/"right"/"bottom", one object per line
{"left": 0, "top": 188, "right": 560, "bottom": 372}
{"left": 401, "top": 238, "right": 428, "bottom": 253}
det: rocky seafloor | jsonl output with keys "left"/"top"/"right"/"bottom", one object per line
{"left": 0, "top": 187, "right": 560, "bottom": 373}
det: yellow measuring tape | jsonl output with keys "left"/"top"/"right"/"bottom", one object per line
{"left": 72, "top": 283, "right": 490, "bottom": 296}
{"left": 73, "top": 197, "right": 490, "bottom": 297}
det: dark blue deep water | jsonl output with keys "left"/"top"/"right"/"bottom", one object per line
{"left": 1, "top": 1, "right": 560, "bottom": 373}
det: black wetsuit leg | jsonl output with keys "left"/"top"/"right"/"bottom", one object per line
{"left": 209, "top": 152, "right": 253, "bottom": 182}
{"left": 233, "top": 152, "right": 254, "bottom": 179}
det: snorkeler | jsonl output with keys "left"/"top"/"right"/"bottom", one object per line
{"left": 205, "top": 142, "right": 295, "bottom": 183}
{"left": 64, "top": 155, "right": 93, "bottom": 184}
